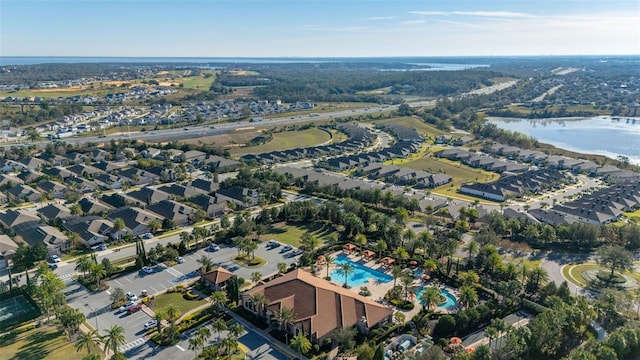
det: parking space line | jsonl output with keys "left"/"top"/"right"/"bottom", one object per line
{"left": 113, "top": 279, "right": 123, "bottom": 286}
{"left": 150, "top": 286, "right": 159, "bottom": 294}
{"left": 125, "top": 277, "right": 133, "bottom": 283}
{"left": 176, "top": 345, "right": 185, "bottom": 351}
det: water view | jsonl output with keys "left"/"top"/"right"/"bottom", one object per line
{"left": 488, "top": 116, "right": 640, "bottom": 165}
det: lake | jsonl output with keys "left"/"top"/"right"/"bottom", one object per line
{"left": 488, "top": 116, "right": 640, "bottom": 165}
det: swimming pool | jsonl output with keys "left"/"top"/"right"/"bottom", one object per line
{"left": 415, "top": 288, "right": 458, "bottom": 309}
{"left": 330, "top": 254, "right": 393, "bottom": 286}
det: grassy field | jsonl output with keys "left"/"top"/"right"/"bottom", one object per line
{"left": 179, "top": 71, "right": 217, "bottom": 90}
{"left": 231, "top": 128, "right": 331, "bottom": 155}
{"left": 264, "top": 222, "right": 336, "bottom": 247}
{"left": 563, "top": 262, "right": 640, "bottom": 289}
{"left": 395, "top": 150, "right": 501, "bottom": 203}
{"left": 0, "top": 325, "right": 102, "bottom": 360}
{"left": 372, "top": 117, "right": 447, "bottom": 138}
{"left": 153, "top": 292, "right": 207, "bottom": 319}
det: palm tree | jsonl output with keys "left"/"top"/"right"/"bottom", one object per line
{"left": 201, "top": 345, "right": 220, "bottom": 360}
{"left": 89, "top": 262, "right": 106, "bottom": 287}
{"left": 354, "top": 233, "right": 367, "bottom": 256}
{"left": 251, "top": 271, "right": 262, "bottom": 284}
{"left": 189, "top": 336, "right": 204, "bottom": 359}
{"left": 401, "top": 274, "right": 415, "bottom": 301}
{"left": 211, "top": 318, "right": 227, "bottom": 342}
{"left": 154, "top": 311, "right": 165, "bottom": 334}
{"left": 376, "top": 240, "right": 387, "bottom": 260}
{"left": 211, "top": 290, "right": 228, "bottom": 315}
{"left": 229, "top": 323, "right": 244, "bottom": 339}
{"left": 463, "top": 240, "right": 479, "bottom": 263}
{"left": 221, "top": 337, "right": 239, "bottom": 360}
{"left": 82, "top": 354, "right": 101, "bottom": 360}
{"left": 419, "top": 287, "right": 440, "bottom": 311}
{"left": 324, "top": 254, "right": 334, "bottom": 279}
{"left": 197, "top": 326, "right": 211, "bottom": 343}
{"left": 423, "top": 259, "right": 438, "bottom": 275}
{"left": 103, "top": 325, "right": 126, "bottom": 357}
{"left": 75, "top": 255, "right": 93, "bottom": 278}
{"left": 391, "top": 265, "right": 405, "bottom": 290}
{"left": 277, "top": 262, "right": 287, "bottom": 275}
{"left": 276, "top": 306, "right": 295, "bottom": 345}
{"left": 528, "top": 266, "right": 549, "bottom": 291}
{"left": 459, "top": 285, "right": 478, "bottom": 310}
{"left": 166, "top": 304, "right": 180, "bottom": 325}
{"left": 290, "top": 333, "right": 312, "bottom": 358}
{"left": 249, "top": 293, "right": 266, "bottom": 317}
{"left": 337, "top": 263, "right": 355, "bottom": 288}
{"left": 459, "top": 271, "right": 480, "bottom": 288}
{"left": 197, "top": 255, "right": 214, "bottom": 273}
{"left": 486, "top": 326, "right": 498, "bottom": 349}
{"left": 75, "top": 329, "right": 102, "bottom": 354}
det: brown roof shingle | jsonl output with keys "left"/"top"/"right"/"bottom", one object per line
{"left": 244, "top": 268, "right": 391, "bottom": 340}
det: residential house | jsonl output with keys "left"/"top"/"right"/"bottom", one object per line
{"left": 127, "top": 186, "right": 171, "bottom": 206}
{"left": 118, "top": 167, "right": 160, "bottom": 186}
{"left": 37, "top": 180, "right": 67, "bottom": 199}
{"left": 78, "top": 197, "right": 112, "bottom": 216}
{"left": 0, "top": 234, "right": 18, "bottom": 270}
{"left": 242, "top": 269, "right": 392, "bottom": 344}
{"left": 0, "top": 209, "right": 40, "bottom": 229}
{"left": 216, "top": 186, "right": 263, "bottom": 208}
{"left": 13, "top": 222, "right": 68, "bottom": 255}
{"left": 108, "top": 206, "right": 160, "bottom": 237}
{"left": 7, "top": 184, "right": 42, "bottom": 203}
{"left": 37, "top": 203, "right": 72, "bottom": 222}
{"left": 63, "top": 216, "right": 114, "bottom": 246}
{"left": 17, "top": 157, "right": 48, "bottom": 171}
{"left": 185, "top": 194, "right": 226, "bottom": 219}
{"left": 158, "top": 183, "right": 208, "bottom": 199}
{"left": 93, "top": 173, "right": 123, "bottom": 190}
{"left": 146, "top": 200, "right": 197, "bottom": 226}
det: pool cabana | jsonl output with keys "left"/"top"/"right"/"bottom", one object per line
{"left": 380, "top": 256, "right": 396, "bottom": 268}
{"left": 361, "top": 249, "right": 376, "bottom": 261}
{"left": 343, "top": 243, "right": 357, "bottom": 254}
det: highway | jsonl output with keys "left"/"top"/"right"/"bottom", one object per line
{"left": 7, "top": 80, "right": 518, "bottom": 149}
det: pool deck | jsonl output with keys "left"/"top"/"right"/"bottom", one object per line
{"left": 319, "top": 251, "right": 458, "bottom": 321}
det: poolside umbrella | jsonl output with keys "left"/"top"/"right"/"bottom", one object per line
{"left": 465, "top": 347, "right": 475, "bottom": 353}
{"left": 422, "top": 274, "right": 431, "bottom": 281}
{"left": 450, "top": 337, "right": 462, "bottom": 345}
{"left": 409, "top": 260, "right": 418, "bottom": 266}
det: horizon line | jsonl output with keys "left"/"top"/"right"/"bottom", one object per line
{"left": 2, "top": 54, "right": 640, "bottom": 59}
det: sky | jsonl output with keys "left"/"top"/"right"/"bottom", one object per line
{"left": 1, "top": 0, "right": 639, "bottom": 57}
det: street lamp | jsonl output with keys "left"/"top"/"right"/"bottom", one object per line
{"left": 85, "top": 303, "right": 99, "bottom": 331}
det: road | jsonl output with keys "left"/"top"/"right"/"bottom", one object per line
{"left": 11, "top": 79, "right": 518, "bottom": 149}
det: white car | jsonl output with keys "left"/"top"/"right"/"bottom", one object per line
{"left": 144, "top": 320, "right": 158, "bottom": 330}
{"left": 208, "top": 244, "right": 220, "bottom": 252}
{"left": 291, "top": 249, "right": 304, "bottom": 256}
{"left": 176, "top": 257, "right": 185, "bottom": 264}
{"left": 126, "top": 292, "right": 138, "bottom": 301}
{"left": 142, "top": 266, "right": 154, "bottom": 274}
{"left": 119, "top": 300, "right": 135, "bottom": 312}
{"left": 50, "top": 255, "right": 61, "bottom": 263}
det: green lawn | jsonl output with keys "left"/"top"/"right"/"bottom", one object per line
{"left": 263, "top": 222, "right": 336, "bottom": 247}
{"left": 393, "top": 151, "right": 501, "bottom": 203}
{"left": 152, "top": 292, "right": 207, "bottom": 319}
{"left": 563, "top": 262, "right": 640, "bottom": 289}
{"left": 180, "top": 71, "right": 217, "bottom": 90}
{"left": 0, "top": 325, "right": 103, "bottom": 360}
{"left": 231, "top": 128, "right": 331, "bottom": 155}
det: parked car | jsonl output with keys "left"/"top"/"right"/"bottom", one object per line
{"left": 291, "top": 249, "right": 304, "bottom": 256}
{"left": 208, "top": 244, "right": 220, "bottom": 252}
{"left": 50, "top": 255, "right": 61, "bottom": 263}
{"left": 176, "top": 256, "right": 185, "bottom": 264}
{"left": 119, "top": 300, "right": 136, "bottom": 313}
{"left": 127, "top": 304, "right": 144, "bottom": 314}
{"left": 280, "top": 245, "right": 293, "bottom": 253}
{"left": 141, "top": 233, "right": 153, "bottom": 240}
{"left": 142, "top": 266, "right": 154, "bottom": 274}
{"left": 144, "top": 320, "right": 158, "bottom": 330}
{"left": 48, "top": 263, "right": 58, "bottom": 270}
{"left": 126, "top": 292, "right": 138, "bottom": 301}
{"left": 266, "top": 240, "right": 280, "bottom": 249}
{"left": 96, "top": 244, "right": 107, "bottom": 251}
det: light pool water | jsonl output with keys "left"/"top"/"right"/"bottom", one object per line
{"left": 415, "top": 288, "right": 458, "bottom": 309}
{"left": 330, "top": 254, "right": 393, "bottom": 286}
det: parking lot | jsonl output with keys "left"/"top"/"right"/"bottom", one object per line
{"left": 64, "top": 239, "right": 301, "bottom": 356}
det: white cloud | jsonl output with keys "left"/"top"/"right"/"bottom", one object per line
{"left": 409, "top": 10, "right": 536, "bottom": 19}
{"left": 364, "top": 16, "right": 396, "bottom": 21}
{"left": 402, "top": 19, "right": 426, "bottom": 25}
